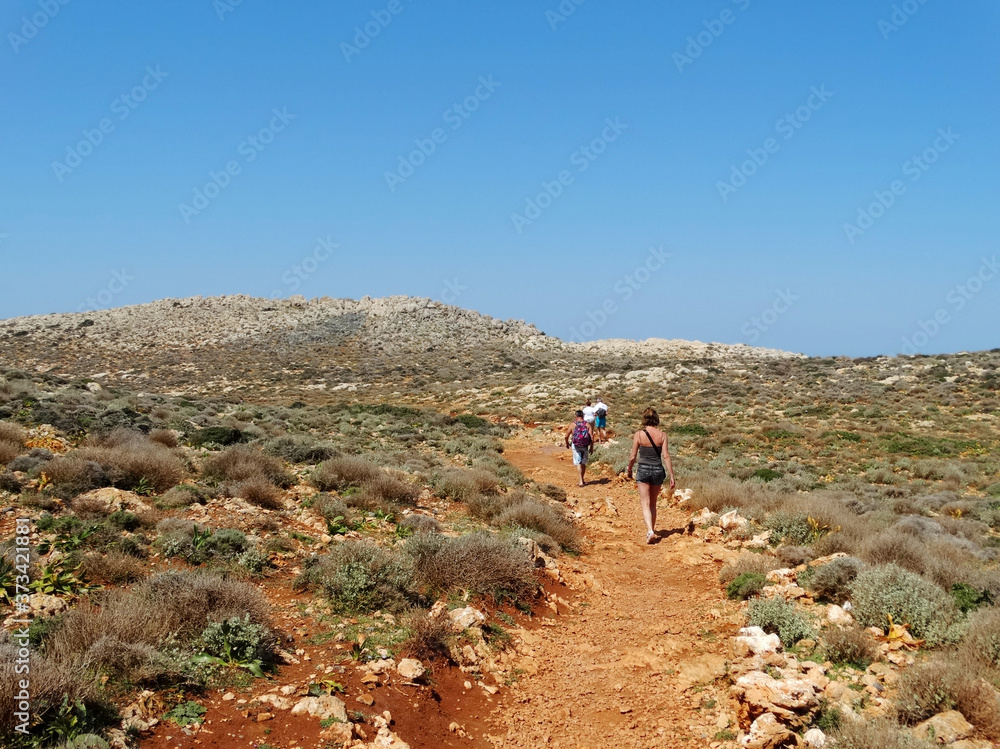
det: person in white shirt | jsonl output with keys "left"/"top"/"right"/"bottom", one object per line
{"left": 593, "top": 398, "right": 609, "bottom": 442}
{"left": 582, "top": 400, "right": 597, "bottom": 425}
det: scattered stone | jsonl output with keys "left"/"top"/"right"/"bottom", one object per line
{"left": 28, "top": 594, "right": 68, "bottom": 617}
{"left": 257, "top": 694, "right": 292, "bottom": 711}
{"left": 826, "top": 605, "right": 854, "bottom": 625}
{"left": 397, "top": 658, "right": 427, "bottom": 683}
{"left": 719, "top": 510, "right": 749, "bottom": 531}
{"left": 803, "top": 727, "right": 827, "bottom": 747}
{"left": 448, "top": 606, "right": 486, "bottom": 632}
{"left": 735, "top": 627, "right": 782, "bottom": 657}
{"left": 290, "top": 695, "right": 348, "bottom": 722}
{"left": 912, "top": 711, "right": 974, "bottom": 744}
{"left": 731, "top": 671, "right": 820, "bottom": 726}
{"left": 357, "top": 694, "right": 375, "bottom": 706}
{"left": 741, "top": 712, "right": 795, "bottom": 749}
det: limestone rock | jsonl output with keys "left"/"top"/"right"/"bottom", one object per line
{"left": 826, "top": 605, "right": 854, "bottom": 625}
{"left": 731, "top": 671, "right": 820, "bottom": 726}
{"left": 765, "top": 568, "right": 797, "bottom": 586}
{"left": 913, "top": 711, "right": 974, "bottom": 744}
{"left": 75, "top": 487, "right": 152, "bottom": 514}
{"left": 719, "top": 510, "right": 749, "bottom": 531}
{"left": 448, "top": 606, "right": 486, "bottom": 631}
{"left": 29, "top": 594, "right": 68, "bottom": 617}
{"left": 396, "top": 658, "right": 427, "bottom": 682}
{"left": 257, "top": 694, "right": 293, "bottom": 711}
{"left": 741, "top": 713, "right": 796, "bottom": 749}
{"left": 290, "top": 695, "right": 348, "bottom": 722}
{"left": 734, "top": 628, "right": 782, "bottom": 657}
{"left": 803, "top": 727, "right": 827, "bottom": 747}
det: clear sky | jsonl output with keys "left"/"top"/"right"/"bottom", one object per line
{"left": 1, "top": 0, "right": 997, "bottom": 357}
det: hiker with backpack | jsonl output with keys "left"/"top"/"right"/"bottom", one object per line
{"left": 564, "top": 410, "right": 596, "bottom": 487}
{"left": 593, "top": 398, "right": 609, "bottom": 442}
{"left": 626, "top": 407, "right": 676, "bottom": 544}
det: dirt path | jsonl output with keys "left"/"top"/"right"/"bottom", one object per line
{"left": 485, "top": 435, "right": 741, "bottom": 749}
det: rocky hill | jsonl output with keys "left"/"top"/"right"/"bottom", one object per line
{"left": 0, "top": 295, "right": 801, "bottom": 399}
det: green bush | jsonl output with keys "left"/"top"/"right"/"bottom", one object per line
{"left": 987, "top": 484, "right": 1000, "bottom": 498}
{"left": 951, "top": 583, "right": 992, "bottom": 613}
{"left": 726, "top": 572, "right": 766, "bottom": 600}
{"left": 747, "top": 597, "right": 813, "bottom": 647}
{"left": 189, "top": 427, "right": 243, "bottom": 447}
{"left": 296, "top": 541, "right": 414, "bottom": 614}
{"left": 764, "top": 511, "right": 812, "bottom": 545}
{"left": 752, "top": 468, "right": 784, "bottom": 483}
{"left": 807, "top": 556, "right": 864, "bottom": 603}
{"left": 200, "top": 614, "right": 275, "bottom": 663}
{"left": 850, "top": 564, "right": 965, "bottom": 646}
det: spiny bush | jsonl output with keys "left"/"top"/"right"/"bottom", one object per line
{"left": 0, "top": 421, "right": 26, "bottom": 446}
{"left": 959, "top": 606, "right": 1000, "bottom": 669}
{"left": 806, "top": 556, "right": 864, "bottom": 603}
{"left": 894, "top": 656, "right": 1000, "bottom": 735}
{"left": 726, "top": 572, "right": 766, "bottom": 600}
{"left": 295, "top": 541, "right": 415, "bottom": 614}
{"left": 402, "top": 610, "right": 453, "bottom": 663}
{"left": 81, "top": 551, "right": 148, "bottom": 586}
{"left": 264, "top": 434, "right": 338, "bottom": 464}
{"left": 823, "top": 625, "right": 878, "bottom": 668}
{"left": 312, "top": 494, "right": 349, "bottom": 521}
{"left": 431, "top": 467, "right": 499, "bottom": 501}
{"left": 311, "top": 456, "right": 382, "bottom": 492}
{"left": 7, "top": 447, "right": 53, "bottom": 474}
{"left": 850, "top": 564, "right": 965, "bottom": 646}
{"left": 830, "top": 718, "right": 935, "bottom": 749}
{"left": 232, "top": 476, "right": 284, "bottom": 509}
{"left": 148, "top": 428, "right": 179, "bottom": 448}
{"left": 203, "top": 445, "right": 291, "bottom": 487}
{"left": 747, "top": 597, "right": 813, "bottom": 647}
{"left": 493, "top": 497, "right": 579, "bottom": 551}
{"left": 537, "top": 482, "right": 567, "bottom": 502}
{"left": 157, "top": 484, "right": 210, "bottom": 509}
{"left": 407, "top": 532, "right": 536, "bottom": 604}
{"left": 399, "top": 514, "right": 442, "bottom": 535}
{"left": 355, "top": 471, "right": 419, "bottom": 507}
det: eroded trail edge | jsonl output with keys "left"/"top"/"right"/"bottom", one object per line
{"left": 484, "top": 434, "right": 742, "bottom": 749}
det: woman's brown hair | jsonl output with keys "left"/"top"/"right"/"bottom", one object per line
{"left": 641, "top": 408, "right": 659, "bottom": 427}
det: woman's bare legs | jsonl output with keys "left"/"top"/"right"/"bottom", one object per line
{"left": 638, "top": 481, "right": 662, "bottom": 539}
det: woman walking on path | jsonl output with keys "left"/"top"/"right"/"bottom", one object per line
{"left": 626, "top": 408, "right": 676, "bottom": 544}
{"left": 564, "top": 410, "right": 595, "bottom": 487}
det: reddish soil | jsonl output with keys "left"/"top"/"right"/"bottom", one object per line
{"left": 481, "top": 435, "right": 741, "bottom": 749}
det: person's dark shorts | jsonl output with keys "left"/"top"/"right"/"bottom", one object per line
{"left": 635, "top": 463, "right": 667, "bottom": 486}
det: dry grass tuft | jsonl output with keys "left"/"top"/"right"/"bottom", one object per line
{"left": 311, "top": 456, "right": 382, "bottom": 492}
{"left": 204, "top": 445, "right": 291, "bottom": 487}
{"left": 401, "top": 610, "right": 453, "bottom": 663}
{"left": 232, "top": 476, "right": 284, "bottom": 509}
{"left": 719, "top": 552, "right": 781, "bottom": 587}
{"left": 148, "top": 428, "right": 179, "bottom": 448}
{"left": 82, "top": 551, "right": 149, "bottom": 586}
{"left": 408, "top": 532, "right": 537, "bottom": 603}
{"left": 823, "top": 624, "right": 878, "bottom": 667}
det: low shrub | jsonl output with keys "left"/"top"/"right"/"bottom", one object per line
{"left": 296, "top": 541, "right": 415, "bottom": 614}
{"left": 200, "top": 614, "right": 276, "bottom": 664}
{"left": 0, "top": 421, "right": 26, "bottom": 445}
{"left": 402, "top": 610, "right": 453, "bottom": 662}
{"left": 149, "top": 428, "right": 179, "bottom": 448}
{"left": 0, "top": 472, "right": 22, "bottom": 493}
{"left": 764, "top": 511, "right": 813, "bottom": 546}
{"left": 959, "top": 606, "right": 1000, "bottom": 669}
{"left": 407, "top": 532, "right": 536, "bottom": 604}
{"left": 357, "top": 472, "right": 419, "bottom": 507}
{"left": 82, "top": 551, "right": 148, "bottom": 586}
{"left": 537, "top": 483, "right": 567, "bottom": 502}
{"left": 311, "top": 456, "right": 381, "bottom": 492}
{"left": 7, "top": 447, "right": 53, "bottom": 474}
{"left": 850, "top": 564, "right": 964, "bottom": 646}
{"left": 823, "top": 625, "right": 878, "bottom": 668}
{"left": 776, "top": 546, "right": 815, "bottom": 567}
{"left": 831, "top": 718, "right": 935, "bottom": 749}
{"left": 157, "top": 484, "right": 210, "bottom": 509}
{"left": 432, "top": 467, "right": 499, "bottom": 501}
{"left": 189, "top": 426, "right": 244, "bottom": 447}
{"left": 807, "top": 556, "right": 864, "bottom": 603}
{"left": 203, "top": 446, "right": 291, "bottom": 487}
{"left": 493, "top": 498, "right": 579, "bottom": 551}
{"left": 747, "top": 597, "right": 813, "bottom": 647}
{"left": 400, "top": 514, "right": 442, "bottom": 535}
{"left": 719, "top": 553, "right": 781, "bottom": 588}
{"left": 232, "top": 476, "right": 284, "bottom": 510}
{"left": 726, "top": 572, "right": 766, "bottom": 600}
{"left": 895, "top": 656, "right": 1000, "bottom": 735}
{"left": 312, "top": 494, "right": 349, "bottom": 522}
{"left": 264, "top": 434, "right": 338, "bottom": 464}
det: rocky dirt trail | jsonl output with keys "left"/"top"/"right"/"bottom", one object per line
{"left": 484, "top": 435, "right": 742, "bottom": 749}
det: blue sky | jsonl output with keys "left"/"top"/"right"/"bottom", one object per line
{"left": 1, "top": 0, "right": 997, "bottom": 357}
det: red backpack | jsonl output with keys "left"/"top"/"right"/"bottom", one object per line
{"left": 571, "top": 421, "right": 592, "bottom": 448}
